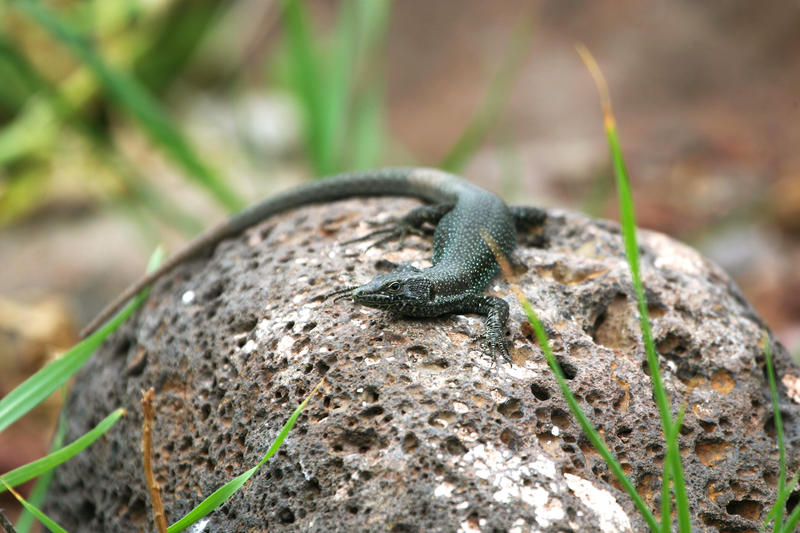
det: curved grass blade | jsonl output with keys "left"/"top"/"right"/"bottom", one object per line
{"left": 0, "top": 408, "right": 125, "bottom": 491}
{"left": 660, "top": 405, "right": 686, "bottom": 532}
{"left": 440, "top": 15, "right": 534, "bottom": 173}
{"left": 576, "top": 43, "right": 691, "bottom": 531}
{"left": 11, "top": 0, "right": 243, "bottom": 212}
{"left": 0, "top": 248, "right": 163, "bottom": 433}
{"left": 167, "top": 379, "right": 324, "bottom": 533}
{"left": 763, "top": 468, "right": 799, "bottom": 532}
{"left": 15, "top": 395, "right": 67, "bottom": 532}
{"left": 780, "top": 496, "right": 800, "bottom": 533}
{"left": 761, "top": 335, "right": 788, "bottom": 532}
{"left": 481, "top": 233, "right": 660, "bottom": 533}
{"left": 0, "top": 479, "right": 66, "bottom": 533}
{"left": 281, "top": 0, "right": 326, "bottom": 174}
{"left": 521, "top": 296, "right": 660, "bottom": 532}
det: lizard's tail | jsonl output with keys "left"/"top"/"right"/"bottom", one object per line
{"left": 81, "top": 167, "right": 463, "bottom": 338}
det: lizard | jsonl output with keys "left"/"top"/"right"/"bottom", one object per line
{"left": 81, "top": 167, "right": 546, "bottom": 363}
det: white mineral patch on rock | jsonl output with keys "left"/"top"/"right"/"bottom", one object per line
{"left": 461, "top": 444, "right": 564, "bottom": 526}
{"left": 784, "top": 373, "right": 800, "bottom": 404}
{"left": 564, "top": 473, "right": 632, "bottom": 533}
{"left": 434, "top": 482, "right": 455, "bottom": 498}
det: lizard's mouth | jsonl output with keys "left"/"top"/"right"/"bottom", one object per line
{"left": 323, "top": 285, "right": 359, "bottom": 303}
{"left": 323, "top": 285, "right": 398, "bottom": 310}
{"left": 350, "top": 289, "right": 393, "bottom": 309}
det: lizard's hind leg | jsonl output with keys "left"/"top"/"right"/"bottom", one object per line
{"left": 509, "top": 205, "right": 548, "bottom": 248}
{"left": 509, "top": 205, "right": 547, "bottom": 228}
{"left": 343, "top": 203, "right": 454, "bottom": 250}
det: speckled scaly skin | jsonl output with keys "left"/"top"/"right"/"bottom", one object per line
{"left": 82, "top": 168, "right": 545, "bottom": 363}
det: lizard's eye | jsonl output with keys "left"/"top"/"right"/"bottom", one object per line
{"left": 386, "top": 281, "right": 401, "bottom": 292}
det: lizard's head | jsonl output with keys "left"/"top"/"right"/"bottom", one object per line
{"left": 351, "top": 265, "right": 435, "bottom": 312}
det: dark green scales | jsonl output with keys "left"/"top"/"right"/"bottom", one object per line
{"left": 82, "top": 168, "right": 546, "bottom": 363}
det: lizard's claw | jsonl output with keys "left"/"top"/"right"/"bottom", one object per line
{"left": 478, "top": 331, "right": 512, "bottom": 366}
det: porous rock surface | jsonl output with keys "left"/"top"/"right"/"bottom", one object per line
{"left": 47, "top": 197, "right": 800, "bottom": 532}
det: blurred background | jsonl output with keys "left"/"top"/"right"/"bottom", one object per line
{"left": 1, "top": 0, "right": 799, "bottom": 521}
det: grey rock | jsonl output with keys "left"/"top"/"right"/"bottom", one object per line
{"left": 46, "top": 198, "right": 800, "bottom": 532}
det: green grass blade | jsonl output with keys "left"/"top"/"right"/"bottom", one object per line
{"left": 11, "top": 0, "right": 243, "bottom": 212}
{"left": 478, "top": 232, "right": 660, "bottom": 532}
{"left": 0, "top": 299, "right": 134, "bottom": 433}
{"left": 763, "top": 468, "right": 800, "bottom": 532}
{"left": 15, "top": 392, "right": 68, "bottom": 533}
{"left": 0, "top": 478, "right": 67, "bottom": 533}
{"left": 660, "top": 405, "right": 686, "bottom": 532}
{"left": 0, "top": 248, "right": 162, "bottom": 433}
{"left": 577, "top": 44, "right": 691, "bottom": 531}
{"left": 320, "top": 0, "right": 356, "bottom": 174}
{"left": 660, "top": 428, "right": 673, "bottom": 532}
{"left": 1, "top": 408, "right": 125, "bottom": 491}
{"left": 607, "top": 81, "right": 693, "bottom": 533}
{"left": 167, "top": 379, "right": 324, "bottom": 533}
{"left": 519, "top": 298, "right": 660, "bottom": 532}
{"left": 763, "top": 335, "right": 787, "bottom": 531}
{"left": 281, "top": 0, "right": 326, "bottom": 174}
{"left": 439, "top": 16, "right": 533, "bottom": 173}
{"left": 780, "top": 500, "right": 800, "bottom": 533}
{"left": 350, "top": 83, "right": 383, "bottom": 169}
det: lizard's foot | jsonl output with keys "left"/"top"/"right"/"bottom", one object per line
{"left": 342, "top": 203, "right": 452, "bottom": 250}
{"left": 342, "top": 221, "right": 427, "bottom": 250}
{"left": 478, "top": 328, "right": 512, "bottom": 366}
{"left": 455, "top": 294, "right": 512, "bottom": 366}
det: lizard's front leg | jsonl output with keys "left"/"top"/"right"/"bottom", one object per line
{"left": 456, "top": 294, "right": 511, "bottom": 365}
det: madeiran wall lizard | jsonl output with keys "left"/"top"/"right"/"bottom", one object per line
{"left": 82, "top": 167, "right": 546, "bottom": 363}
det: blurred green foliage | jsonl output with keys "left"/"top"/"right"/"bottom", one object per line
{"left": 0, "top": 0, "right": 528, "bottom": 237}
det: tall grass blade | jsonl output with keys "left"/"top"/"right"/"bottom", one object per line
{"left": 0, "top": 248, "right": 162, "bottom": 433}
{"left": 576, "top": 43, "right": 691, "bottom": 531}
{"left": 11, "top": 0, "right": 243, "bottom": 211}
{"left": 0, "top": 479, "right": 67, "bottom": 533}
{"left": 1, "top": 408, "right": 125, "bottom": 491}
{"left": 762, "top": 335, "right": 787, "bottom": 532}
{"left": 15, "top": 393, "right": 68, "bottom": 533}
{"left": 480, "top": 234, "right": 659, "bottom": 532}
{"left": 781, "top": 500, "right": 800, "bottom": 533}
{"left": 763, "top": 468, "right": 799, "bottom": 532}
{"left": 660, "top": 405, "right": 685, "bottom": 532}
{"left": 281, "top": 0, "right": 326, "bottom": 174}
{"left": 350, "top": 83, "right": 383, "bottom": 169}
{"left": 167, "top": 379, "right": 324, "bottom": 533}
{"left": 440, "top": 16, "right": 534, "bottom": 173}
{"left": 321, "top": 0, "right": 357, "bottom": 174}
